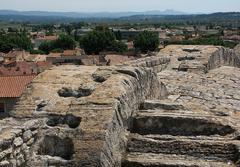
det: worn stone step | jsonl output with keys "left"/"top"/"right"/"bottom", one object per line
{"left": 134, "top": 134, "right": 236, "bottom": 142}
{"left": 131, "top": 112, "right": 236, "bottom": 136}
{"left": 126, "top": 134, "right": 240, "bottom": 163}
{"left": 122, "top": 152, "right": 236, "bottom": 167}
{"left": 140, "top": 100, "right": 185, "bottom": 110}
{"left": 138, "top": 109, "right": 212, "bottom": 117}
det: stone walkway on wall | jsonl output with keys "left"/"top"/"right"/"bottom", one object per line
{"left": 122, "top": 45, "right": 240, "bottom": 167}
{"left": 158, "top": 45, "right": 240, "bottom": 122}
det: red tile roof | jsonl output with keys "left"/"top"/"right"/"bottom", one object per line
{"left": 0, "top": 61, "right": 52, "bottom": 76}
{"left": 0, "top": 75, "right": 36, "bottom": 98}
{"left": 36, "top": 61, "right": 52, "bottom": 67}
{"left": 0, "top": 62, "right": 36, "bottom": 76}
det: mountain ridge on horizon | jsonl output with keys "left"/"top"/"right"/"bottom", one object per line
{"left": 0, "top": 9, "right": 202, "bottom": 18}
{"left": 0, "top": 9, "right": 239, "bottom": 25}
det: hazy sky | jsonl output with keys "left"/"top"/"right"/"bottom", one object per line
{"left": 0, "top": 0, "right": 239, "bottom": 13}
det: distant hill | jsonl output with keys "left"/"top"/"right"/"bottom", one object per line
{"left": 0, "top": 9, "right": 189, "bottom": 18}
{"left": 119, "top": 12, "right": 240, "bottom": 21}
{"left": 0, "top": 10, "right": 239, "bottom": 28}
{"left": 116, "top": 12, "right": 240, "bottom": 27}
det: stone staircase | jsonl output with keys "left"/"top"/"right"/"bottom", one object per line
{"left": 122, "top": 100, "right": 240, "bottom": 167}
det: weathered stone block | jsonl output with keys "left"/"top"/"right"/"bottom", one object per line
{"left": 13, "top": 137, "right": 23, "bottom": 147}
{"left": 23, "top": 130, "right": 32, "bottom": 142}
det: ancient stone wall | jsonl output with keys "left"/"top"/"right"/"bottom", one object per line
{"left": 159, "top": 45, "right": 240, "bottom": 74}
{"left": 2, "top": 45, "right": 239, "bottom": 166}
{"left": 207, "top": 47, "right": 240, "bottom": 70}
{"left": 123, "top": 56, "right": 170, "bottom": 73}
{"left": 234, "top": 44, "right": 240, "bottom": 55}
{"left": 0, "top": 119, "right": 41, "bottom": 166}
{"left": 127, "top": 45, "right": 240, "bottom": 167}
{"left": 0, "top": 56, "right": 169, "bottom": 167}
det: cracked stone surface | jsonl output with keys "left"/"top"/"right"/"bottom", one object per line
{"left": 158, "top": 67, "right": 240, "bottom": 118}
{"left": 158, "top": 45, "right": 240, "bottom": 119}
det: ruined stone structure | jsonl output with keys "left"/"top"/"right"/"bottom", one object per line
{"left": 0, "top": 45, "right": 240, "bottom": 166}
{"left": 235, "top": 44, "right": 240, "bottom": 55}
{"left": 123, "top": 45, "right": 240, "bottom": 167}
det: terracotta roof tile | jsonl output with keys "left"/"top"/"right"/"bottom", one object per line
{"left": 0, "top": 61, "right": 52, "bottom": 76}
{"left": 0, "top": 75, "right": 36, "bottom": 98}
{"left": 0, "top": 62, "right": 36, "bottom": 76}
{"left": 36, "top": 61, "right": 52, "bottom": 67}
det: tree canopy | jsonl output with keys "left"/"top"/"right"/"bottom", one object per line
{"left": 80, "top": 27, "right": 127, "bottom": 54}
{"left": 134, "top": 31, "right": 160, "bottom": 53}
{"left": 39, "top": 34, "right": 76, "bottom": 54}
{"left": 0, "top": 32, "right": 32, "bottom": 53}
{"left": 166, "top": 34, "right": 238, "bottom": 49}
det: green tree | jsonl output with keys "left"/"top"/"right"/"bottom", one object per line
{"left": 0, "top": 32, "right": 32, "bottom": 53}
{"left": 7, "top": 27, "right": 18, "bottom": 33}
{"left": 114, "top": 30, "right": 122, "bottom": 40}
{"left": 39, "top": 34, "right": 76, "bottom": 54}
{"left": 30, "top": 49, "right": 46, "bottom": 55}
{"left": 80, "top": 27, "right": 124, "bottom": 54}
{"left": 64, "top": 25, "right": 74, "bottom": 35}
{"left": 110, "top": 41, "right": 127, "bottom": 53}
{"left": 134, "top": 31, "right": 159, "bottom": 53}
{"left": 54, "top": 34, "right": 76, "bottom": 50}
{"left": 39, "top": 41, "right": 54, "bottom": 54}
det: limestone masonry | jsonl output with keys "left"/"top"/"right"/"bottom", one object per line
{"left": 0, "top": 45, "right": 240, "bottom": 166}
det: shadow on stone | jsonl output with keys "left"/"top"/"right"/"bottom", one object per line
{"left": 38, "top": 136, "right": 74, "bottom": 160}
{"left": 58, "top": 87, "right": 93, "bottom": 98}
{"left": 182, "top": 48, "right": 200, "bottom": 53}
{"left": 178, "top": 64, "right": 189, "bottom": 72}
{"left": 36, "top": 100, "right": 48, "bottom": 112}
{"left": 46, "top": 114, "right": 81, "bottom": 129}
{"left": 92, "top": 73, "right": 107, "bottom": 83}
{"left": 132, "top": 116, "right": 235, "bottom": 136}
{"left": 178, "top": 56, "right": 196, "bottom": 61}
{"left": 65, "top": 114, "right": 81, "bottom": 129}
{"left": 116, "top": 69, "right": 138, "bottom": 79}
